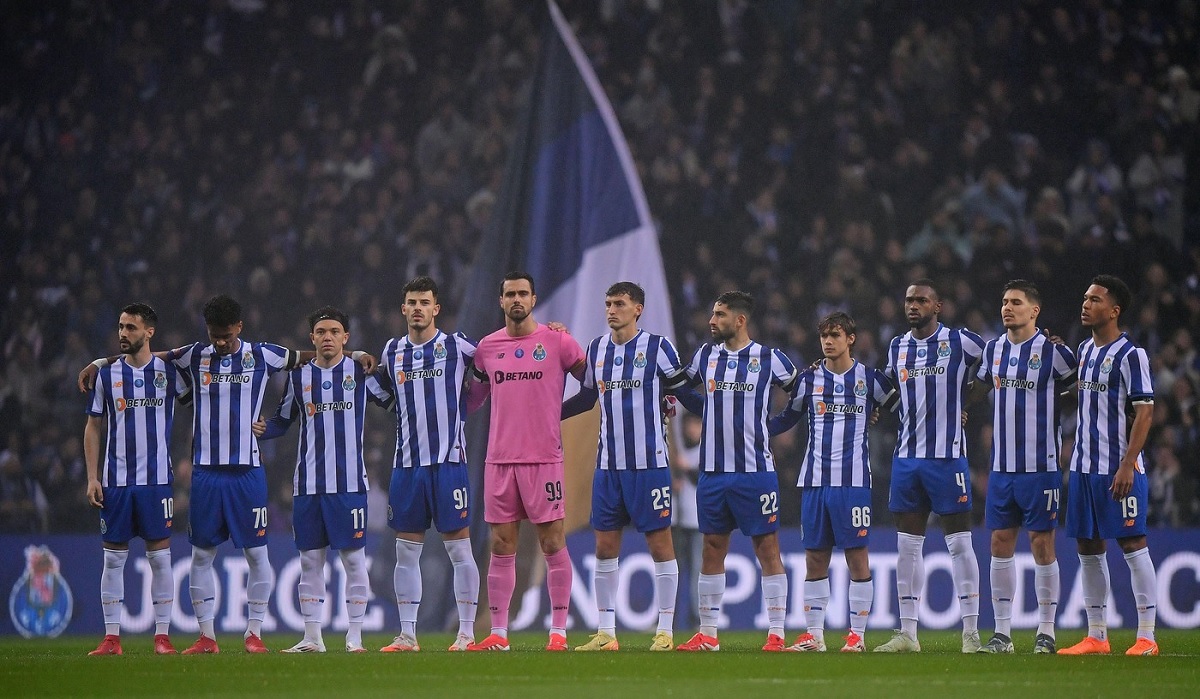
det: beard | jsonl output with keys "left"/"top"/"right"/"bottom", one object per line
{"left": 506, "top": 307, "right": 529, "bottom": 322}
{"left": 120, "top": 337, "right": 144, "bottom": 355}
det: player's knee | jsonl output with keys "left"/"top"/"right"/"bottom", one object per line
{"left": 1116, "top": 535, "right": 1147, "bottom": 555}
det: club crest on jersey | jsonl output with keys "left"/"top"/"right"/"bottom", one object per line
{"left": 533, "top": 344, "right": 546, "bottom": 361}
{"left": 515, "top": 349, "right": 525, "bottom": 359}
{"left": 154, "top": 372, "right": 167, "bottom": 389}
{"left": 1028, "top": 354, "right": 1042, "bottom": 370}
{"left": 1101, "top": 357, "right": 1113, "bottom": 374}
{"left": 434, "top": 343, "right": 446, "bottom": 360}
{"left": 937, "top": 341, "right": 951, "bottom": 358}
{"left": 9, "top": 545, "right": 73, "bottom": 638}
{"left": 854, "top": 380, "right": 867, "bottom": 396}
{"left": 748, "top": 358, "right": 760, "bottom": 373}
{"left": 134, "top": 378, "right": 144, "bottom": 388}
{"left": 242, "top": 351, "right": 255, "bottom": 368}
{"left": 342, "top": 375, "right": 355, "bottom": 390}
{"left": 634, "top": 352, "right": 647, "bottom": 368}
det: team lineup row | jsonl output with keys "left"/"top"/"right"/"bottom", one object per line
{"left": 77, "top": 271, "right": 1159, "bottom": 657}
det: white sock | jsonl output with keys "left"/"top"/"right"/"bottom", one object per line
{"left": 803, "top": 577, "right": 829, "bottom": 642}
{"left": 654, "top": 559, "right": 678, "bottom": 634}
{"left": 146, "top": 548, "right": 173, "bottom": 636}
{"left": 1034, "top": 560, "right": 1059, "bottom": 638}
{"left": 762, "top": 573, "right": 788, "bottom": 638}
{"left": 990, "top": 556, "right": 1015, "bottom": 637}
{"left": 848, "top": 578, "right": 872, "bottom": 636}
{"left": 244, "top": 545, "right": 274, "bottom": 637}
{"left": 442, "top": 538, "right": 479, "bottom": 638}
{"left": 298, "top": 548, "right": 327, "bottom": 644}
{"left": 1078, "top": 553, "right": 1110, "bottom": 642}
{"left": 189, "top": 546, "right": 218, "bottom": 639}
{"left": 593, "top": 557, "right": 619, "bottom": 636}
{"left": 697, "top": 573, "right": 725, "bottom": 638}
{"left": 896, "top": 533, "right": 925, "bottom": 638}
{"left": 100, "top": 548, "right": 128, "bottom": 636}
{"left": 394, "top": 539, "right": 423, "bottom": 637}
{"left": 945, "top": 532, "right": 979, "bottom": 634}
{"left": 1124, "top": 548, "right": 1157, "bottom": 642}
{"left": 340, "top": 547, "right": 369, "bottom": 647}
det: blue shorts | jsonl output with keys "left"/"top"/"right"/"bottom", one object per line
{"left": 100, "top": 484, "right": 174, "bottom": 544}
{"left": 697, "top": 471, "right": 781, "bottom": 537}
{"left": 1065, "top": 470, "right": 1148, "bottom": 540}
{"left": 889, "top": 456, "right": 972, "bottom": 516}
{"left": 189, "top": 465, "right": 269, "bottom": 549}
{"left": 388, "top": 463, "right": 471, "bottom": 534}
{"left": 591, "top": 467, "right": 673, "bottom": 534}
{"left": 985, "top": 471, "right": 1061, "bottom": 532}
{"left": 801, "top": 486, "right": 872, "bottom": 550}
{"left": 293, "top": 492, "right": 368, "bottom": 551}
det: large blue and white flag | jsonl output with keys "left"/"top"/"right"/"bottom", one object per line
{"left": 458, "top": 0, "right": 673, "bottom": 344}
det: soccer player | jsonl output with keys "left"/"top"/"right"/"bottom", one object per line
{"left": 674, "top": 291, "right": 798, "bottom": 652}
{"left": 78, "top": 294, "right": 375, "bottom": 654}
{"left": 972, "top": 280, "right": 1076, "bottom": 654}
{"left": 1058, "top": 275, "right": 1159, "bottom": 656}
{"left": 561, "top": 281, "right": 690, "bottom": 652}
{"left": 254, "top": 307, "right": 377, "bottom": 653}
{"left": 465, "top": 271, "right": 586, "bottom": 651}
{"left": 768, "top": 312, "right": 896, "bottom": 653}
{"left": 84, "top": 303, "right": 190, "bottom": 656}
{"left": 875, "top": 279, "right": 986, "bottom": 653}
{"left": 363, "top": 277, "right": 482, "bottom": 652}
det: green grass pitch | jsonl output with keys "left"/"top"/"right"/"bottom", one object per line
{"left": 4, "top": 630, "right": 1198, "bottom": 698}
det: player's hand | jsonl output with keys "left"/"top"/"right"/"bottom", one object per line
{"left": 87, "top": 479, "right": 103, "bottom": 508}
{"left": 78, "top": 364, "right": 99, "bottom": 393}
{"left": 870, "top": 407, "right": 881, "bottom": 426}
{"left": 252, "top": 417, "right": 267, "bottom": 437}
{"left": 1110, "top": 461, "right": 1136, "bottom": 500}
{"left": 1042, "top": 328, "right": 1065, "bottom": 345}
{"left": 547, "top": 321, "right": 569, "bottom": 334}
{"left": 662, "top": 394, "right": 678, "bottom": 420}
{"left": 961, "top": 410, "right": 968, "bottom": 427}
{"left": 355, "top": 352, "right": 378, "bottom": 374}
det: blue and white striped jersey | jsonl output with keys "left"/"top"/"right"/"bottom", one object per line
{"left": 366, "top": 331, "right": 476, "bottom": 469}
{"left": 86, "top": 357, "right": 189, "bottom": 486}
{"left": 788, "top": 361, "right": 896, "bottom": 488}
{"left": 1070, "top": 334, "right": 1154, "bottom": 476}
{"left": 977, "top": 332, "right": 1076, "bottom": 473}
{"left": 268, "top": 357, "right": 371, "bottom": 496}
{"left": 170, "top": 340, "right": 298, "bottom": 467}
{"left": 684, "top": 342, "right": 798, "bottom": 473}
{"left": 886, "top": 324, "right": 985, "bottom": 459}
{"left": 580, "top": 331, "right": 687, "bottom": 470}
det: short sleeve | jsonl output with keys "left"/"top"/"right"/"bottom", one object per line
{"left": 770, "top": 348, "right": 798, "bottom": 387}
{"left": 1126, "top": 347, "right": 1154, "bottom": 402}
{"left": 559, "top": 332, "right": 586, "bottom": 372}
{"left": 961, "top": 329, "right": 986, "bottom": 363}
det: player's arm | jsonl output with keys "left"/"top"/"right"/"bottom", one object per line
{"left": 561, "top": 385, "right": 598, "bottom": 420}
{"left": 84, "top": 415, "right": 104, "bottom": 508}
{"left": 1111, "top": 400, "right": 1153, "bottom": 500}
{"left": 466, "top": 365, "right": 491, "bottom": 415}
{"left": 767, "top": 371, "right": 809, "bottom": 436}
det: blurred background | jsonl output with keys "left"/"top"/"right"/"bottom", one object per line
{"left": 1, "top": 0, "right": 1198, "bottom": 548}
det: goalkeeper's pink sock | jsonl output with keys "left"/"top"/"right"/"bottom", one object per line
{"left": 545, "top": 548, "right": 573, "bottom": 635}
{"left": 487, "top": 553, "right": 516, "bottom": 637}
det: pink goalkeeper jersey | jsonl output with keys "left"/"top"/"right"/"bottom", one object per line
{"left": 474, "top": 323, "right": 586, "bottom": 464}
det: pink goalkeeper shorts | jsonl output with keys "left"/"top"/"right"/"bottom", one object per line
{"left": 484, "top": 461, "right": 566, "bottom": 524}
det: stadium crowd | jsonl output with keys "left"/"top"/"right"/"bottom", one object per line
{"left": 1, "top": 0, "right": 1199, "bottom": 539}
